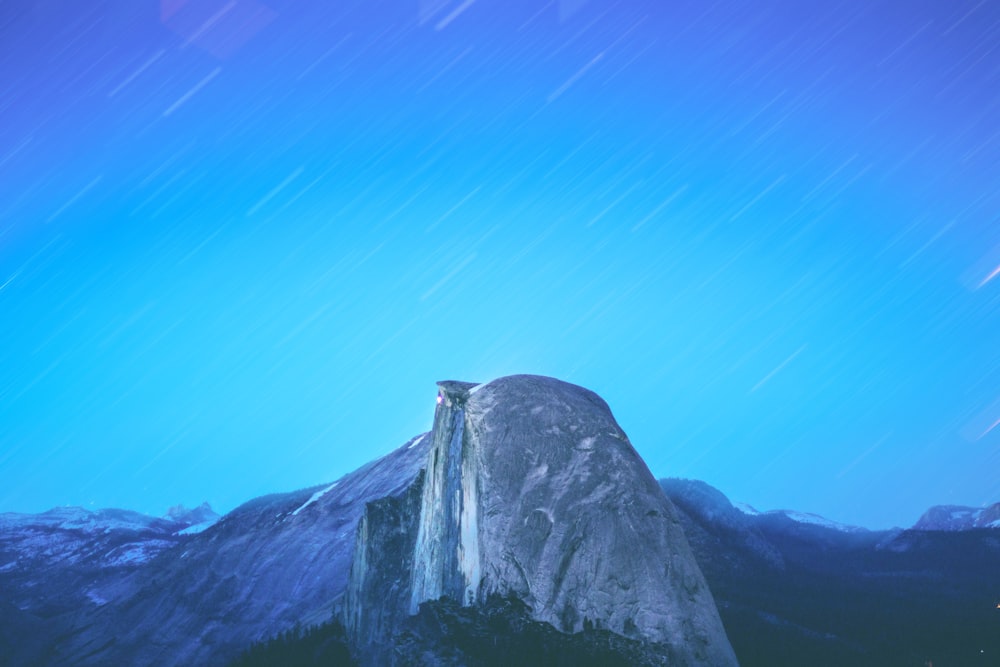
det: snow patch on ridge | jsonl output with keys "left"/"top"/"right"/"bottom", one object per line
{"left": 87, "top": 589, "right": 108, "bottom": 606}
{"left": 291, "top": 482, "right": 339, "bottom": 516}
{"left": 177, "top": 520, "right": 216, "bottom": 535}
{"left": 771, "top": 510, "right": 866, "bottom": 533}
{"left": 103, "top": 540, "right": 175, "bottom": 567}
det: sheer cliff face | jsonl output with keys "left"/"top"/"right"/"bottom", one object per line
{"left": 54, "top": 433, "right": 433, "bottom": 667}
{"left": 350, "top": 375, "right": 738, "bottom": 666}
{"left": 410, "top": 380, "right": 482, "bottom": 612}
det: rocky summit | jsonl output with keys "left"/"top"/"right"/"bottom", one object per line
{"left": 2, "top": 375, "right": 738, "bottom": 666}
{"left": 4, "top": 376, "right": 996, "bottom": 666}
{"left": 344, "top": 374, "right": 738, "bottom": 666}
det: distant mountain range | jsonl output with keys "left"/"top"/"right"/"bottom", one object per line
{"left": 1, "top": 376, "right": 997, "bottom": 666}
{"left": 661, "top": 478, "right": 1000, "bottom": 666}
{"left": 911, "top": 503, "right": 1000, "bottom": 531}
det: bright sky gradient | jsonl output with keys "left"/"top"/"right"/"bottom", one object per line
{"left": 1, "top": 0, "right": 999, "bottom": 529}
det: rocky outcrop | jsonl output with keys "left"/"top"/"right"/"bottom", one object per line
{"left": 660, "top": 478, "right": 1000, "bottom": 667}
{"left": 346, "top": 375, "right": 738, "bottom": 666}
{"left": 410, "top": 381, "right": 482, "bottom": 613}
{"left": 912, "top": 503, "right": 1000, "bottom": 531}
{"left": 40, "top": 433, "right": 433, "bottom": 667}
{"left": 3, "top": 375, "right": 738, "bottom": 666}
{"left": 660, "top": 478, "right": 785, "bottom": 572}
{"left": 0, "top": 506, "right": 200, "bottom": 620}
{"left": 343, "top": 471, "right": 424, "bottom": 659}
{"left": 164, "top": 502, "right": 220, "bottom": 527}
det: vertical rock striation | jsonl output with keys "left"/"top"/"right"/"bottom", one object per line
{"left": 409, "top": 381, "right": 481, "bottom": 612}
{"left": 345, "top": 375, "right": 738, "bottom": 666}
{"left": 343, "top": 471, "right": 424, "bottom": 658}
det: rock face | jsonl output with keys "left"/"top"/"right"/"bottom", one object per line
{"left": 912, "top": 503, "right": 1000, "bottom": 531}
{"left": 345, "top": 375, "right": 738, "bottom": 666}
{"left": 343, "top": 471, "right": 425, "bottom": 651}
{"left": 660, "top": 478, "right": 1000, "bottom": 667}
{"left": 659, "top": 479, "right": 785, "bottom": 572}
{"left": 3, "top": 375, "right": 738, "bottom": 666}
{"left": 410, "top": 380, "right": 483, "bottom": 612}
{"left": 34, "top": 433, "right": 432, "bottom": 667}
{"left": 164, "top": 502, "right": 220, "bottom": 527}
{"left": 0, "top": 506, "right": 202, "bottom": 647}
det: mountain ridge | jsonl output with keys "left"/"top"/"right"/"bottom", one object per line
{"left": 1, "top": 375, "right": 740, "bottom": 666}
{"left": 7, "top": 475, "right": 997, "bottom": 538}
{"left": 344, "top": 375, "right": 737, "bottom": 666}
{"left": 2, "top": 376, "right": 997, "bottom": 665}
{"left": 659, "top": 476, "right": 1000, "bottom": 666}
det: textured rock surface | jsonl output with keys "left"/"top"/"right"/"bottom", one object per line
{"left": 661, "top": 478, "right": 1000, "bottom": 667}
{"left": 343, "top": 471, "right": 424, "bottom": 661}
{"left": 912, "top": 502, "right": 1000, "bottom": 530}
{"left": 41, "top": 433, "right": 432, "bottom": 667}
{"left": 410, "top": 380, "right": 482, "bottom": 613}
{"left": 349, "top": 374, "right": 738, "bottom": 666}
{"left": 0, "top": 506, "right": 209, "bottom": 622}
{"left": 8, "top": 371, "right": 1000, "bottom": 666}
{"left": 659, "top": 478, "right": 785, "bottom": 573}
{"left": 2, "top": 375, "right": 739, "bottom": 666}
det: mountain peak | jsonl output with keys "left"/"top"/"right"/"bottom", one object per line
{"left": 346, "top": 374, "right": 738, "bottom": 666}
{"left": 766, "top": 509, "right": 868, "bottom": 534}
{"left": 436, "top": 379, "right": 481, "bottom": 397}
{"left": 163, "top": 502, "right": 219, "bottom": 526}
{"left": 913, "top": 503, "right": 1000, "bottom": 531}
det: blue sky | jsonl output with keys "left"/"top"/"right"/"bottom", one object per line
{"left": 1, "top": 0, "right": 998, "bottom": 528}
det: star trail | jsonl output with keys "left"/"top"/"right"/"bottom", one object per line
{"left": 1, "top": 0, "right": 998, "bottom": 528}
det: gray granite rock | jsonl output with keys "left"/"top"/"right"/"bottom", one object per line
{"left": 343, "top": 470, "right": 424, "bottom": 663}
{"left": 8, "top": 375, "right": 736, "bottom": 666}
{"left": 48, "top": 432, "right": 432, "bottom": 667}
{"left": 912, "top": 502, "right": 1000, "bottom": 531}
{"left": 348, "top": 375, "right": 738, "bottom": 666}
